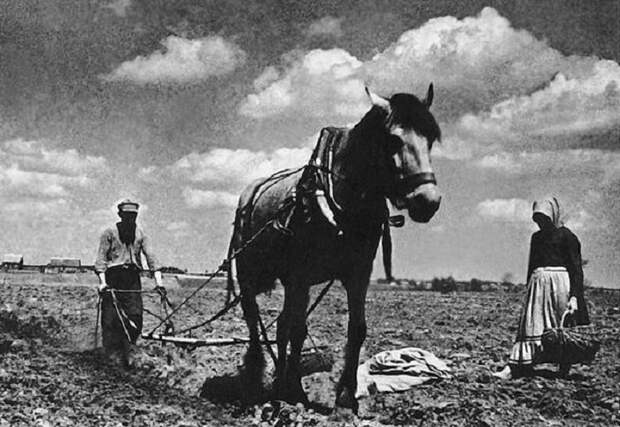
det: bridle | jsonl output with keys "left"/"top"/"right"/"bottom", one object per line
{"left": 308, "top": 126, "right": 437, "bottom": 229}
{"left": 392, "top": 171, "right": 437, "bottom": 199}
{"left": 381, "top": 101, "right": 438, "bottom": 200}
{"left": 382, "top": 131, "right": 437, "bottom": 201}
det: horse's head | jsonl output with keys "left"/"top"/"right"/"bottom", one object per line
{"left": 365, "top": 85, "right": 441, "bottom": 223}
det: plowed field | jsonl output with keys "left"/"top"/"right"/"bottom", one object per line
{"left": 0, "top": 276, "right": 618, "bottom": 426}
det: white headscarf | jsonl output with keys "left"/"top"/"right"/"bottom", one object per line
{"left": 532, "top": 197, "right": 563, "bottom": 227}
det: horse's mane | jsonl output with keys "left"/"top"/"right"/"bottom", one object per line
{"left": 351, "top": 93, "right": 441, "bottom": 145}
{"left": 388, "top": 93, "right": 441, "bottom": 143}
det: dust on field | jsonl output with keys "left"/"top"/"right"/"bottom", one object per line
{"left": 0, "top": 277, "right": 619, "bottom": 426}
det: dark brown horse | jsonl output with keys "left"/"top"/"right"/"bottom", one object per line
{"left": 227, "top": 85, "right": 441, "bottom": 411}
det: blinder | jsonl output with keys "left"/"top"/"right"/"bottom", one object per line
{"left": 393, "top": 172, "right": 437, "bottom": 198}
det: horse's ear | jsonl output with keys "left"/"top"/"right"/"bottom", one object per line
{"left": 424, "top": 83, "right": 434, "bottom": 108}
{"left": 365, "top": 87, "right": 391, "bottom": 112}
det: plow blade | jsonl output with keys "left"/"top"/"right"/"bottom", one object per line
{"left": 142, "top": 334, "right": 275, "bottom": 348}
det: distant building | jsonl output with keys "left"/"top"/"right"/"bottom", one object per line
{"left": 421, "top": 281, "right": 433, "bottom": 291}
{"left": 160, "top": 266, "right": 187, "bottom": 274}
{"left": 46, "top": 257, "right": 81, "bottom": 273}
{"left": 2, "top": 254, "right": 24, "bottom": 271}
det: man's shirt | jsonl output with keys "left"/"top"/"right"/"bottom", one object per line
{"left": 95, "top": 225, "right": 161, "bottom": 273}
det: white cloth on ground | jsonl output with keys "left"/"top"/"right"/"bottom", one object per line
{"left": 356, "top": 347, "right": 451, "bottom": 398}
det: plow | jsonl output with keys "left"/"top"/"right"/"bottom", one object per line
{"left": 97, "top": 256, "right": 337, "bottom": 375}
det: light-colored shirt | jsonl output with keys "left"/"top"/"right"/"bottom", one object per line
{"left": 95, "top": 225, "right": 161, "bottom": 273}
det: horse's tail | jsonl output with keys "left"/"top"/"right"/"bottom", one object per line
{"left": 225, "top": 208, "right": 241, "bottom": 304}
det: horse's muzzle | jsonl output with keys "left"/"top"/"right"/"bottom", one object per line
{"left": 406, "top": 184, "right": 441, "bottom": 223}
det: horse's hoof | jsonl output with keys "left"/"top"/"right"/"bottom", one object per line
{"left": 275, "top": 378, "right": 308, "bottom": 405}
{"left": 273, "top": 379, "right": 286, "bottom": 401}
{"left": 286, "top": 391, "right": 309, "bottom": 406}
{"left": 335, "top": 389, "right": 358, "bottom": 413}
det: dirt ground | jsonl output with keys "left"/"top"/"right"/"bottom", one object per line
{"left": 0, "top": 275, "right": 619, "bottom": 426}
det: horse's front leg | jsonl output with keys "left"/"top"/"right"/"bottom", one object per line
{"left": 335, "top": 274, "right": 369, "bottom": 412}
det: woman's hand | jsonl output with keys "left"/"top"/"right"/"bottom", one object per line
{"left": 567, "top": 296, "right": 578, "bottom": 313}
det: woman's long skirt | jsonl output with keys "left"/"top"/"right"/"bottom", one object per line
{"left": 509, "top": 267, "right": 569, "bottom": 366}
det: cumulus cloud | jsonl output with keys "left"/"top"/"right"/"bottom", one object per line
{"left": 101, "top": 0, "right": 131, "bottom": 17}
{"left": 474, "top": 197, "right": 594, "bottom": 230}
{"left": 102, "top": 35, "right": 246, "bottom": 84}
{"left": 240, "top": 7, "right": 577, "bottom": 123}
{"left": 239, "top": 48, "right": 366, "bottom": 119}
{"left": 0, "top": 166, "right": 68, "bottom": 198}
{"left": 182, "top": 188, "right": 238, "bottom": 209}
{"left": 476, "top": 149, "right": 620, "bottom": 177}
{"left": 165, "top": 221, "right": 192, "bottom": 238}
{"left": 0, "top": 139, "right": 107, "bottom": 199}
{"left": 2, "top": 139, "right": 106, "bottom": 176}
{"left": 164, "top": 146, "right": 314, "bottom": 209}
{"left": 476, "top": 198, "right": 531, "bottom": 223}
{"left": 172, "top": 147, "right": 311, "bottom": 191}
{"left": 166, "top": 221, "right": 190, "bottom": 232}
{"left": 239, "top": 7, "right": 620, "bottom": 162}
{"left": 457, "top": 63, "right": 620, "bottom": 152}
{"left": 564, "top": 209, "right": 593, "bottom": 231}
{"left": 0, "top": 199, "right": 70, "bottom": 216}
{"left": 363, "top": 7, "right": 575, "bottom": 115}
{"left": 305, "top": 16, "right": 344, "bottom": 38}
{"left": 137, "top": 165, "right": 157, "bottom": 182}
{"left": 430, "top": 224, "right": 446, "bottom": 233}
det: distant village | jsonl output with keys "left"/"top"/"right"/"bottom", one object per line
{"left": 376, "top": 276, "right": 523, "bottom": 293}
{"left": 1, "top": 253, "right": 521, "bottom": 292}
{"left": 0, "top": 253, "right": 220, "bottom": 277}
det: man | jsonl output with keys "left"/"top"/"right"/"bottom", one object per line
{"left": 381, "top": 219, "right": 395, "bottom": 284}
{"left": 95, "top": 198, "right": 164, "bottom": 367}
{"left": 382, "top": 214, "right": 404, "bottom": 284}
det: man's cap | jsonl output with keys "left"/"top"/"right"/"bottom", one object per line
{"left": 117, "top": 199, "right": 139, "bottom": 213}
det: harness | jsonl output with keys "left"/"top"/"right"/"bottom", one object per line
{"left": 305, "top": 127, "right": 348, "bottom": 231}
{"left": 234, "top": 127, "right": 350, "bottom": 241}
{"left": 237, "top": 123, "right": 441, "bottom": 243}
{"left": 131, "top": 126, "right": 430, "bottom": 353}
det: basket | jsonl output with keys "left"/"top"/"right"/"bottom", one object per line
{"left": 541, "top": 310, "right": 601, "bottom": 365}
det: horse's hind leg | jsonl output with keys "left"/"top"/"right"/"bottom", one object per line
{"left": 285, "top": 284, "right": 310, "bottom": 404}
{"left": 275, "top": 282, "right": 309, "bottom": 404}
{"left": 239, "top": 282, "right": 265, "bottom": 403}
{"left": 274, "top": 286, "right": 292, "bottom": 399}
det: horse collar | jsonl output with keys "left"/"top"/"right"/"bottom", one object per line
{"left": 307, "top": 127, "right": 347, "bottom": 230}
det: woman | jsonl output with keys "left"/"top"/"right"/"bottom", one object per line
{"left": 494, "top": 197, "right": 590, "bottom": 379}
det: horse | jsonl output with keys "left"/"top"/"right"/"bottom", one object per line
{"left": 227, "top": 84, "right": 442, "bottom": 411}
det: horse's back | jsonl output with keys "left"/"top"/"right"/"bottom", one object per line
{"left": 232, "top": 169, "right": 304, "bottom": 286}
{"left": 238, "top": 169, "right": 303, "bottom": 231}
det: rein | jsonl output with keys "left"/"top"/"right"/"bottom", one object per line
{"left": 393, "top": 171, "right": 437, "bottom": 199}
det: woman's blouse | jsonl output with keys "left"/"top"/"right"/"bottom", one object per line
{"left": 527, "top": 226, "right": 584, "bottom": 299}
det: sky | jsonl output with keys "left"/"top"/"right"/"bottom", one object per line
{"left": 0, "top": 0, "right": 618, "bottom": 286}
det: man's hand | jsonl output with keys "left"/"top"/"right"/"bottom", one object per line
{"left": 98, "top": 283, "right": 109, "bottom": 293}
{"left": 567, "top": 296, "right": 578, "bottom": 313}
{"left": 153, "top": 270, "right": 163, "bottom": 288}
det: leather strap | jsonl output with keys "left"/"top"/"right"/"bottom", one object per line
{"left": 394, "top": 172, "right": 436, "bottom": 197}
